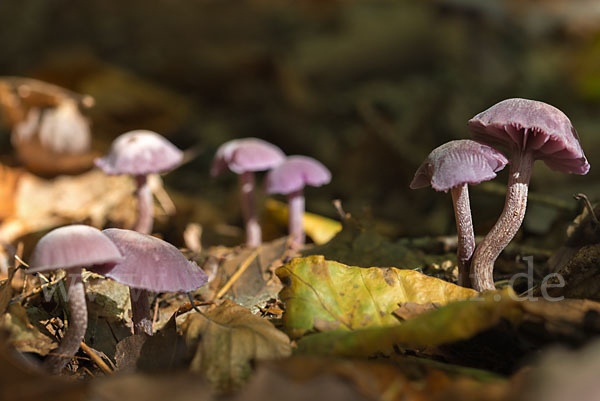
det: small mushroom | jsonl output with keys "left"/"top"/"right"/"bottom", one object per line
{"left": 95, "top": 130, "right": 184, "bottom": 235}
{"left": 468, "top": 98, "right": 590, "bottom": 291}
{"left": 97, "top": 228, "right": 208, "bottom": 335}
{"left": 410, "top": 140, "right": 508, "bottom": 288}
{"left": 211, "top": 138, "right": 285, "bottom": 247}
{"left": 27, "top": 225, "right": 124, "bottom": 374}
{"left": 265, "top": 155, "right": 331, "bottom": 249}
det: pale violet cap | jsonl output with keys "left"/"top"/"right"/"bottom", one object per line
{"left": 211, "top": 137, "right": 285, "bottom": 176}
{"left": 468, "top": 98, "right": 590, "bottom": 175}
{"left": 265, "top": 155, "right": 331, "bottom": 195}
{"left": 28, "top": 225, "right": 124, "bottom": 273}
{"left": 410, "top": 140, "right": 508, "bottom": 192}
{"left": 95, "top": 130, "right": 183, "bottom": 176}
{"left": 96, "top": 228, "right": 208, "bottom": 293}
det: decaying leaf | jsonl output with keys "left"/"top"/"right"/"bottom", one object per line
{"left": 115, "top": 314, "right": 188, "bottom": 373}
{"left": 264, "top": 198, "right": 342, "bottom": 245}
{"left": 237, "top": 356, "right": 509, "bottom": 401}
{"left": 208, "top": 237, "right": 288, "bottom": 309}
{"left": 0, "top": 303, "right": 56, "bottom": 356}
{"left": 0, "top": 330, "right": 87, "bottom": 401}
{"left": 0, "top": 169, "right": 137, "bottom": 243}
{"left": 276, "top": 255, "right": 477, "bottom": 338}
{"left": 181, "top": 300, "right": 292, "bottom": 392}
{"left": 0, "top": 265, "right": 18, "bottom": 314}
{"left": 295, "top": 289, "right": 520, "bottom": 357}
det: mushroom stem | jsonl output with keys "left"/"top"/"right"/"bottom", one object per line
{"left": 130, "top": 288, "right": 152, "bottom": 335}
{"left": 471, "top": 151, "right": 534, "bottom": 291}
{"left": 288, "top": 190, "right": 305, "bottom": 248}
{"left": 134, "top": 175, "right": 153, "bottom": 235}
{"left": 450, "top": 184, "right": 475, "bottom": 288}
{"left": 238, "top": 171, "right": 261, "bottom": 247}
{"left": 44, "top": 267, "right": 87, "bottom": 374}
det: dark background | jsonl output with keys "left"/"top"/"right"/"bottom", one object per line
{"left": 1, "top": 0, "right": 598, "bottom": 247}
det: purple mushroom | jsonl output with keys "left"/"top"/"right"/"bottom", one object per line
{"left": 265, "top": 155, "right": 331, "bottom": 249}
{"left": 410, "top": 140, "right": 508, "bottom": 288}
{"left": 468, "top": 98, "right": 590, "bottom": 291}
{"left": 95, "top": 130, "right": 184, "bottom": 235}
{"left": 97, "top": 228, "right": 208, "bottom": 335}
{"left": 211, "top": 138, "right": 285, "bottom": 247}
{"left": 27, "top": 225, "right": 124, "bottom": 374}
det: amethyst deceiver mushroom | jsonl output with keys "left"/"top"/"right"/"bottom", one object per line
{"left": 95, "top": 130, "right": 183, "bottom": 235}
{"left": 97, "top": 228, "right": 208, "bottom": 335}
{"left": 468, "top": 98, "right": 590, "bottom": 291}
{"left": 27, "top": 225, "right": 123, "bottom": 374}
{"left": 265, "top": 155, "right": 331, "bottom": 249}
{"left": 211, "top": 138, "right": 285, "bottom": 247}
{"left": 410, "top": 140, "right": 508, "bottom": 288}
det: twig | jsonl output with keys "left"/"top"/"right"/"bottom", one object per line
{"left": 80, "top": 342, "right": 112, "bottom": 375}
{"left": 214, "top": 248, "right": 260, "bottom": 300}
{"left": 574, "top": 193, "right": 599, "bottom": 225}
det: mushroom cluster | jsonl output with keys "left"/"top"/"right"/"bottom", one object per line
{"left": 28, "top": 225, "right": 208, "bottom": 373}
{"left": 211, "top": 138, "right": 331, "bottom": 249}
{"left": 411, "top": 98, "right": 590, "bottom": 291}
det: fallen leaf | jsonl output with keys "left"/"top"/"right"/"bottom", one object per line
{"left": 91, "top": 373, "right": 212, "bottom": 401}
{"left": 115, "top": 313, "right": 188, "bottom": 373}
{"left": 0, "top": 303, "right": 56, "bottom": 356}
{"left": 181, "top": 300, "right": 292, "bottom": 392}
{"left": 393, "top": 302, "right": 439, "bottom": 320}
{"left": 208, "top": 237, "right": 288, "bottom": 309}
{"left": 294, "top": 289, "right": 520, "bottom": 357}
{"left": 0, "top": 169, "right": 136, "bottom": 243}
{"left": 0, "top": 266, "right": 18, "bottom": 314}
{"left": 264, "top": 198, "right": 342, "bottom": 245}
{"left": 0, "top": 330, "right": 87, "bottom": 401}
{"left": 276, "top": 255, "right": 477, "bottom": 338}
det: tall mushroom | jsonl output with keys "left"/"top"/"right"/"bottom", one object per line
{"left": 96, "top": 228, "right": 208, "bottom": 335}
{"left": 27, "top": 225, "right": 124, "bottom": 374}
{"left": 211, "top": 138, "right": 285, "bottom": 247}
{"left": 265, "top": 155, "right": 331, "bottom": 249}
{"left": 95, "top": 129, "right": 184, "bottom": 235}
{"left": 410, "top": 140, "right": 508, "bottom": 288}
{"left": 468, "top": 98, "right": 590, "bottom": 291}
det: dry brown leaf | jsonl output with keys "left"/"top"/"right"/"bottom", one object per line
{"left": 208, "top": 237, "right": 288, "bottom": 308}
{"left": 181, "top": 300, "right": 292, "bottom": 392}
{"left": 393, "top": 302, "right": 439, "bottom": 321}
{"left": 0, "top": 169, "right": 137, "bottom": 243}
{"left": 0, "top": 303, "right": 55, "bottom": 356}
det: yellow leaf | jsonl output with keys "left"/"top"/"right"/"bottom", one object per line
{"left": 296, "top": 289, "right": 521, "bottom": 357}
{"left": 276, "top": 255, "right": 477, "bottom": 338}
{"left": 264, "top": 198, "right": 341, "bottom": 245}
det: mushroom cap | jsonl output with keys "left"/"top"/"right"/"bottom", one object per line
{"left": 28, "top": 225, "right": 124, "bottom": 273}
{"left": 96, "top": 228, "right": 208, "bottom": 293}
{"left": 410, "top": 140, "right": 508, "bottom": 192}
{"left": 95, "top": 130, "right": 183, "bottom": 176}
{"left": 210, "top": 137, "right": 285, "bottom": 176}
{"left": 265, "top": 155, "right": 332, "bottom": 195}
{"left": 468, "top": 98, "right": 590, "bottom": 175}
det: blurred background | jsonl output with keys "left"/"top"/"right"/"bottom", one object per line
{"left": 0, "top": 0, "right": 599, "bottom": 249}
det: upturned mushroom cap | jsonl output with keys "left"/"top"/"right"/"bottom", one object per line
{"left": 28, "top": 225, "right": 124, "bottom": 273}
{"left": 265, "top": 155, "right": 331, "bottom": 195}
{"left": 97, "top": 228, "right": 208, "bottom": 293}
{"left": 410, "top": 140, "right": 508, "bottom": 192}
{"left": 95, "top": 130, "right": 183, "bottom": 176}
{"left": 468, "top": 98, "right": 590, "bottom": 175}
{"left": 210, "top": 137, "right": 285, "bottom": 176}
